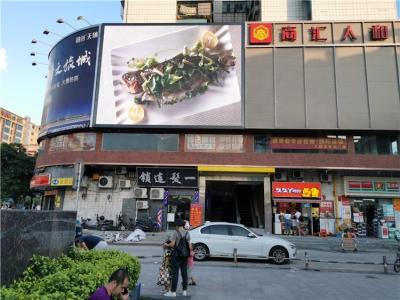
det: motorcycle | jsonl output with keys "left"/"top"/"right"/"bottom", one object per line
{"left": 394, "top": 234, "right": 400, "bottom": 273}
{"left": 81, "top": 217, "right": 98, "bottom": 230}
{"left": 116, "top": 213, "right": 136, "bottom": 231}
{"left": 135, "top": 217, "right": 160, "bottom": 232}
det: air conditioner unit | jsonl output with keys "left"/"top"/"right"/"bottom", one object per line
{"left": 291, "top": 170, "right": 304, "bottom": 180}
{"left": 320, "top": 172, "right": 333, "bottom": 183}
{"left": 98, "top": 176, "right": 113, "bottom": 188}
{"left": 119, "top": 179, "right": 131, "bottom": 189}
{"left": 134, "top": 187, "right": 148, "bottom": 199}
{"left": 116, "top": 166, "right": 127, "bottom": 174}
{"left": 150, "top": 188, "right": 165, "bottom": 199}
{"left": 274, "top": 171, "right": 287, "bottom": 181}
{"left": 136, "top": 200, "right": 149, "bottom": 210}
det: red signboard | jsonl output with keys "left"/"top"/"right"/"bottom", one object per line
{"left": 190, "top": 204, "right": 203, "bottom": 228}
{"left": 30, "top": 174, "right": 50, "bottom": 188}
{"left": 249, "top": 23, "right": 273, "bottom": 44}
{"left": 272, "top": 182, "right": 321, "bottom": 199}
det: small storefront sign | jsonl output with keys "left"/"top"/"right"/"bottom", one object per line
{"left": 344, "top": 177, "right": 400, "bottom": 197}
{"left": 137, "top": 167, "right": 198, "bottom": 188}
{"left": 30, "top": 174, "right": 51, "bottom": 189}
{"left": 320, "top": 200, "right": 334, "bottom": 218}
{"left": 190, "top": 204, "right": 202, "bottom": 228}
{"left": 272, "top": 182, "right": 321, "bottom": 199}
{"left": 271, "top": 137, "right": 347, "bottom": 151}
{"left": 249, "top": 23, "right": 273, "bottom": 44}
{"left": 50, "top": 177, "right": 74, "bottom": 187}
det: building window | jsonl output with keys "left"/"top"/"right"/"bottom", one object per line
{"left": 254, "top": 135, "right": 270, "bottom": 153}
{"left": 68, "top": 133, "right": 96, "bottom": 151}
{"left": 102, "top": 133, "right": 179, "bottom": 152}
{"left": 185, "top": 134, "right": 244, "bottom": 153}
{"left": 354, "top": 135, "right": 399, "bottom": 155}
{"left": 16, "top": 124, "right": 23, "bottom": 131}
{"left": 3, "top": 127, "right": 10, "bottom": 134}
{"left": 2, "top": 134, "right": 9, "bottom": 142}
{"left": 15, "top": 131, "right": 22, "bottom": 138}
{"left": 4, "top": 120, "right": 11, "bottom": 126}
{"left": 49, "top": 135, "right": 67, "bottom": 152}
{"left": 215, "top": 0, "right": 260, "bottom": 22}
{"left": 15, "top": 137, "right": 21, "bottom": 143}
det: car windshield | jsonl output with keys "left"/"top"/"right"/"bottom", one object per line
{"left": 243, "top": 226, "right": 262, "bottom": 236}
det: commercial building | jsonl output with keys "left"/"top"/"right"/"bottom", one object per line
{"left": 122, "top": 0, "right": 397, "bottom": 23}
{"left": 32, "top": 19, "right": 399, "bottom": 238}
{"left": 0, "top": 108, "right": 40, "bottom": 156}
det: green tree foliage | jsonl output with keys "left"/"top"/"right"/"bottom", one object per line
{"left": 0, "top": 249, "right": 141, "bottom": 299}
{"left": 1, "top": 143, "right": 36, "bottom": 203}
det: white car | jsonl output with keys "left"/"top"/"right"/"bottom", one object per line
{"left": 190, "top": 222, "right": 296, "bottom": 264}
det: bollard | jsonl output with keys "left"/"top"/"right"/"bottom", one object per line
{"left": 233, "top": 248, "right": 237, "bottom": 264}
{"left": 305, "top": 251, "right": 309, "bottom": 270}
{"left": 383, "top": 256, "right": 388, "bottom": 273}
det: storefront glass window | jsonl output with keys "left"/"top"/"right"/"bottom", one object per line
{"left": 102, "top": 133, "right": 178, "bottom": 152}
{"left": 67, "top": 133, "right": 96, "bottom": 151}
{"left": 254, "top": 135, "right": 270, "bottom": 153}
{"left": 354, "top": 135, "right": 399, "bottom": 155}
{"left": 185, "top": 134, "right": 244, "bottom": 153}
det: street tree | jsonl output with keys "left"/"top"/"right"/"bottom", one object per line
{"left": 1, "top": 143, "right": 36, "bottom": 204}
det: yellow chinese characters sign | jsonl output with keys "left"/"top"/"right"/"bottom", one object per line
{"left": 50, "top": 177, "right": 74, "bottom": 187}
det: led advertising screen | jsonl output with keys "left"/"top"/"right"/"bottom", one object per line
{"left": 39, "top": 26, "right": 100, "bottom": 137}
{"left": 94, "top": 24, "right": 243, "bottom": 128}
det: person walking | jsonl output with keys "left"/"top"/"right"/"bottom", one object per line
{"left": 294, "top": 210, "right": 302, "bottom": 236}
{"left": 163, "top": 219, "right": 192, "bottom": 297}
{"left": 284, "top": 210, "right": 292, "bottom": 235}
{"left": 89, "top": 268, "right": 130, "bottom": 300}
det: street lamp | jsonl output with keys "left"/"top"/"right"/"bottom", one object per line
{"left": 77, "top": 15, "right": 92, "bottom": 26}
{"left": 32, "top": 62, "right": 48, "bottom": 66}
{"left": 56, "top": 18, "right": 77, "bottom": 30}
{"left": 31, "top": 39, "right": 52, "bottom": 47}
{"left": 30, "top": 52, "right": 47, "bottom": 56}
{"left": 43, "top": 28, "right": 62, "bottom": 37}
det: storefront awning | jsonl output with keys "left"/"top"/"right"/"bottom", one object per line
{"left": 273, "top": 198, "right": 321, "bottom": 204}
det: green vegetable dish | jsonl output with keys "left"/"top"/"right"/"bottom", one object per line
{"left": 122, "top": 31, "right": 236, "bottom": 109}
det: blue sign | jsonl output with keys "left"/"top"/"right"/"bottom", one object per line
{"left": 39, "top": 26, "right": 100, "bottom": 137}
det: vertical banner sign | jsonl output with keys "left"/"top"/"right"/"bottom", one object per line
{"left": 192, "top": 191, "right": 199, "bottom": 204}
{"left": 163, "top": 190, "right": 169, "bottom": 207}
{"left": 190, "top": 204, "right": 202, "bottom": 228}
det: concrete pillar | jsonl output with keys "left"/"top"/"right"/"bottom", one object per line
{"left": 263, "top": 175, "right": 272, "bottom": 233}
{"left": 199, "top": 176, "right": 206, "bottom": 223}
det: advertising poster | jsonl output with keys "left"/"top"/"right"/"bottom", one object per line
{"left": 39, "top": 26, "right": 100, "bottom": 137}
{"left": 95, "top": 24, "right": 243, "bottom": 127}
{"left": 190, "top": 204, "right": 202, "bottom": 228}
{"left": 320, "top": 200, "right": 334, "bottom": 218}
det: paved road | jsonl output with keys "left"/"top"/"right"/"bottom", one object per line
{"left": 108, "top": 245, "right": 400, "bottom": 300}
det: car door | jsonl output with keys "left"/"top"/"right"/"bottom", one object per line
{"left": 228, "top": 225, "right": 262, "bottom": 258}
{"left": 204, "top": 225, "right": 232, "bottom": 257}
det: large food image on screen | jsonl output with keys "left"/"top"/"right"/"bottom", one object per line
{"left": 109, "top": 25, "right": 241, "bottom": 126}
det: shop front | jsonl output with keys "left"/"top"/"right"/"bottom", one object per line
{"left": 341, "top": 177, "right": 400, "bottom": 239}
{"left": 136, "top": 167, "right": 199, "bottom": 230}
{"left": 272, "top": 181, "right": 322, "bottom": 236}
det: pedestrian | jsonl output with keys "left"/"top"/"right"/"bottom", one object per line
{"left": 89, "top": 268, "right": 130, "bottom": 300}
{"left": 157, "top": 237, "right": 172, "bottom": 293}
{"left": 75, "top": 234, "right": 108, "bottom": 250}
{"left": 284, "top": 210, "right": 292, "bottom": 235}
{"left": 294, "top": 210, "right": 302, "bottom": 236}
{"left": 163, "top": 218, "right": 192, "bottom": 297}
{"left": 184, "top": 221, "right": 197, "bottom": 286}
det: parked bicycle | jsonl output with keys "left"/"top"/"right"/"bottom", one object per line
{"left": 116, "top": 213, "right": 136, "bottom": 231}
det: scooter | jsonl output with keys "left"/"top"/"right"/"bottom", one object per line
{"left": 135, "top": 217, "right": 159, "bottom": 232}
{"left": 81, "top": 217, "right": 98, "bottom": 230}
{"left": 96, "top": 214, "right": 114, "bottom": 231}
{"left": 116, "top": 213, "right": 136, "bottom": 231}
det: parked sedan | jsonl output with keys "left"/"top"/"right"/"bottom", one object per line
{"left": 190, "top": 222, "right": 296, "bottom": 264}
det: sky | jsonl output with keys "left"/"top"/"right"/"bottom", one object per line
{"left": 0, "top": 0, "right": 122, "bottom": 125}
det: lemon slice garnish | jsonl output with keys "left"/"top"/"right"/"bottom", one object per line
{"left": 128, "top": 104, "right": 145, "bottom": 123}
{"left": 201, "top": 31, "right": 219, "bottom": 49}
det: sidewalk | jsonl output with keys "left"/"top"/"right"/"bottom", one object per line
{"left": 83, "top": 228, "right": 398, "bottom": 251}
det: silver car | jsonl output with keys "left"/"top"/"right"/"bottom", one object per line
{"left": 190, "top": 222, "right": 296, "bottom": 264}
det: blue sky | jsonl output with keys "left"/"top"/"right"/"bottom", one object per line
{"left": 0, "top": 0, "right": 122, "bottom": 124}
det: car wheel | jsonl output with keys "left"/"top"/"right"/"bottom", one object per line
{"left": 193, "top": 243, "right": 209, "bottom": 261}
{"left": 269, "top": 246, "right": 289, "bottom": 265}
